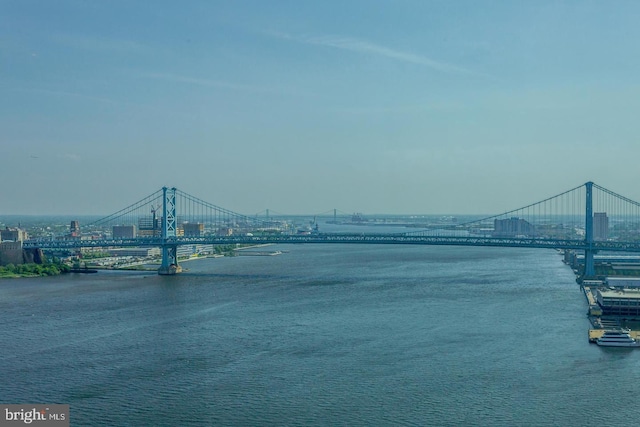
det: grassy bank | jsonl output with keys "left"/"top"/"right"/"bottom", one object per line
{"left": 0, "top": 262, "right": 71, "bottom": 278}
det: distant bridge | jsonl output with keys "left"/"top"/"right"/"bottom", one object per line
{"left": 23, "top": 182, "right": 640, "bottom": 276}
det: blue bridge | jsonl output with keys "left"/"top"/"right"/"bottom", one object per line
{"left": 23, "top": 182, "right": 640, "bottom": 277}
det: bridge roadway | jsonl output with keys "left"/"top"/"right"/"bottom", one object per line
{"left": 22, "top": 233, "right": 640, "bottom": 253}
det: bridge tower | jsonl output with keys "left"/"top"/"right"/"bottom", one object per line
{"left": 158, "top": 187, "right": 183, "bottom": 275}
{"left": 584, "top": 181, "right": 595, "bottom": 279}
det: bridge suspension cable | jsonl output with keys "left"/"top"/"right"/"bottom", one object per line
{"left": 403, "top": 181, "right": 640, "bottom": 247}
{"left": 84, "top": 189, "right": 164, "bottom": 228}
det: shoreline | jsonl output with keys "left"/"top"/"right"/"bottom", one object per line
{"left": 97, "top": 244, "right": 283, "bottom": 272}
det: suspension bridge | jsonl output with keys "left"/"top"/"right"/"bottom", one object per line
{"left": 22, "top": 182, "right": 640, "bottom": 276}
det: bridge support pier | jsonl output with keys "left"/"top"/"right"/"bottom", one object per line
{"left": 583, "top": 181, "right": 596, "bottom": 279}
{"left": 157, "top": 187, "right": 182, "bottom": 275}
{"left": 158, "top": 245, "right": 182, "bottom": 275}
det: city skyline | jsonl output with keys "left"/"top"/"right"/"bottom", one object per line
{"left": 3, "top": 1, "right": 640, "bottom": 215}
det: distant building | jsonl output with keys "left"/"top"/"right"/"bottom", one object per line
{"left": 217, "top": 227, "right": 233, "bottom": 236}
{"left": 493, "top": 217, "right": 535, "bottom": 237}
{"left": 112, "top": 225, "right": 137, "bottom": 239}
{"left": 183, "top": 223, "right": 204, "bottom": 237}
{"left": 593, "top": 212, "right": 609, "bottom": 241}
{"left": 70, "top": 220, "right": 80, "bottom": 237}
{"left": 138, "top": 216, "right": 161, "bottom": 237}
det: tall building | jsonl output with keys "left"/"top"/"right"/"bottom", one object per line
{"left": 70, "top": 220, "right": 80, "bottom": 237}
{"left": 593, "top": 212, "right": 609, "bottom": 241}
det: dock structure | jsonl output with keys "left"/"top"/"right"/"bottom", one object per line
{"left": 582, "top": 286, "right": 603, "bottom": 316}
{"left": 582, "top": 283, "right": 640, "bottom": 343}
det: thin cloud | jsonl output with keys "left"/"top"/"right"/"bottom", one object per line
{"left": 268, "top": 31, "right": 480, "bottom": 76}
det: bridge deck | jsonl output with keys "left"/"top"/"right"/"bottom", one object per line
{"left": 22, "top": 233, "right": 640, "bottom": 252}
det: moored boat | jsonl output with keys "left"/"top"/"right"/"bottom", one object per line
{"left": 596, "top": 330, "right": 640, "bottom": 347}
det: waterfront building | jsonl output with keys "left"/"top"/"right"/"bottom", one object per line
{"left": 563, "top": 251, "right": 640, "bottom": 271}
{"left": 596, "top": 288, "right": 640, "bottom": 317}
{"left": 606, "top": 277, "right": 640, "bottom": 288}
{"left": 0, "top": 241, "right": 23, "bottom": 265}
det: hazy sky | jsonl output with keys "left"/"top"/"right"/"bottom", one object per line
{"left": 3, "top": 1, "right": 640, "bottom": 215}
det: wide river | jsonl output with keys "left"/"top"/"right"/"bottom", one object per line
{"left": 2, "top": 239, "right": 640, "bottom": 426}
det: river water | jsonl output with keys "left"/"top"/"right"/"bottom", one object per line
{"left": 2, "top": 240, "right": 640, "bottom": 426}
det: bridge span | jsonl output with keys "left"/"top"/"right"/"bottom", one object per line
{"left": 23, "top": 234, "right": 640, "bottom": 253}
{"left": 21, "top": 182, "right": 640, "bottom": 277}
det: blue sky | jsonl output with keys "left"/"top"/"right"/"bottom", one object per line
{"left": 3, "top": 1, "right": 640, "bottom": 215}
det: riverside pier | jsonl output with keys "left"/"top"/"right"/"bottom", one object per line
{"left": 581, "top": 278, "right": 640, "bottom": 343}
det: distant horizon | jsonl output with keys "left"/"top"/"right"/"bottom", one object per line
{"left": 0, "top": 212, "right": 503, "bottom": 220}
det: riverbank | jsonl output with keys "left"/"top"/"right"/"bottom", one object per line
{"left": 2, "top": 244, "right": 285, "bottom": 277}
{"left": 0, "top": 262, "right": 71, "bottom": 279}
